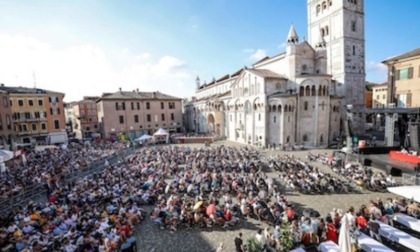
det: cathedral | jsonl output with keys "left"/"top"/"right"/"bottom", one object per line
{"left": 184, "top": 0, "right": 365, "bottom": 148}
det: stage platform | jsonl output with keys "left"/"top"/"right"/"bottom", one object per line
{"left": 362, "top": 153, "right": 419, "bottom": 176}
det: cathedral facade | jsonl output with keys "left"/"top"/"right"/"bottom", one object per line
{"left": 184, "top": 0, "right": 365, "bottom": 147}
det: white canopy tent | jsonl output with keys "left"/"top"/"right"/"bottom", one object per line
{"left": 387, "top": 186, "right": 420, "bottom": 203}
{"left": 153, "top": 128, "right": 170, "bottom": 144}
{"left": 0, "top": 149, "right": 14, "bottom": 162}
{"left": 134, "top": 134, "right": 152, "bottom": 142}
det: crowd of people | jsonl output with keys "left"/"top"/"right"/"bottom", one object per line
{"left": 268, "top": 154, "right": 353, "bottom": 194}
{"left": 307, "top": 152, "right": 397, "bottom": 191}
{"left": 0, "top": 144, "right": 305, "bottom": 251}
{"left": 0, "top": 142, "right": 127, "bottom": 201}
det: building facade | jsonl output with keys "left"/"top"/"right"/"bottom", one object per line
{"left": 185, "top": 25, "right": 343, "bottom": 148}
{"left": 371, "top": 84, "right": 387, "bottom": 109}
{"left": 97, "top": 89, "right": 183, "bottom": 139}
{"left": 0, "top": 86, "right": 66, "bottom": 146}
{"left": 0, "top": 89, "right": 14, "bottom": 149}
{"left": 307, "top": 0, "right": 366, "bottom": 133}
{"left": 184, "top": 0, "right": 367, "bottom": 147}
{"left": 382, "top": 48, "right": 420, "bottom": 108}
{"left": 68, "top": 97, "right": 100, "bottom": 139}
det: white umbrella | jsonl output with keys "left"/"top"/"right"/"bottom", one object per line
{"left": 387, "top": 186, "right": 420, "bottom": 203}
{"left": 0, "top": 149, "right": 14, "bottom": 162}
{"left": 339, "top": 213, "right": 352, "bottom": 252}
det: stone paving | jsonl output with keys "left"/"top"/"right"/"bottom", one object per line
{"left": 134, "top": 141, "right": 397, "bottom": 252}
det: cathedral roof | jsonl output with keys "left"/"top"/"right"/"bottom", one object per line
{"left": 382, "top": 48, "right": 420, "bottom": 63}
{"left": 247, "top": 69, "right": 287, "bottom": 79}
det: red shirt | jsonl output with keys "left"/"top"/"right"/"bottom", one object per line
{"left": 287, "top": 208, "right": 295, "bottom": 220}
{"left": 356, "top": 216, "right": 367, "bottom": 228}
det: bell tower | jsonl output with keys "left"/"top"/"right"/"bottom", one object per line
{"left": 307, "top": 0, "right": 366, "bottom": 133}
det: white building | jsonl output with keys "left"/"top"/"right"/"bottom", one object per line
{"left": 184, "top": 0, "right": 366, "bottom": 147}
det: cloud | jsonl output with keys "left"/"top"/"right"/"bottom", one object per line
{"left": 366, "top": 61, "right": 387, "bottom": 83}
{"left": 366, "top": 61, "right": 387, "bottom": 72}
{"left": 249, "top": 49, "right": 267, "bottom": 61}
{"left": 0, "top": 33, "right": 194, "bottom": 102}
{"left": 278, "top": 42, "right": 286, "bottom": 49}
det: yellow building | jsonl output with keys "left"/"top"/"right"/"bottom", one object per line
{"left": 0, "top": 86, "right": 65, "bottom": 146}
{"left": 382, "top": 48, "right": 420, "bottom": 107}
{"left": 371, "top": 83, "right": 388, "bottom": 108}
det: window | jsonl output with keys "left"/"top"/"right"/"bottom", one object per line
{"left": 131, "top": 102, "right": 134, "bottom": 110}
{"left": 169, "top": 102, "right": 175, "bottom": 109}
{"left": 351, "top": 21, "right": 356, "bottom": 32}
{"left": 6, "top": 115, "right": 11, "bottom": 129}
{"left": 171, "top": 113, "right": 174, "bottom": 121}
{"left": 115, "top": 102, "right": 119, "bottom": 111}
{"left": 147, "top": 114, "right": 151, "bottom": 122}
{"left": 137, "top": 102, "right": 140, "bottom": 110}
{"left": 27, "top": 100, "right": 33, "bottom": 106}
{"left": 41, "top": 123, "right": 46, "bottom": 130}
{"left": 57, "top": 108, "right": 60, "bottom": 114}
{"left": 134, "top": 115, "right": 139, "bottom": 123}
{"left": 50, "top": 96, "right": 57, "bottom": 103}
{"left": 325, "top": 26, "right": 329, "bottom": 35}
{"left": 322, "top": 1, "right": 327, "bottom": 9}
{"left": 352, "top": 45, "right": 356, "bottom": 55}
{"left": 396, "top": 67, "right": 413, "bottom": 80}
{"left": 321, "top": 28, "right": 325, "bottom": 37}
{"left": 54, "top": 120, "right": 60, "bottom": 129}
{"left": 19, "top": 124, "right": 28, "bottom": 132}
{"left": 18, "top": 100, "right": 24, "bottom": 106}
{"left": 288, "top": 116, "right": 290, "bottom": 123}
{"left": 3, "top": 97, "right": 7, "bottom": 107}
{"left": 119, "top": 115, "right": 124, "bottom": 124}
{"left": 301, "top": 64, "right": 307, "bottom": 73}
{"left": 328, "top": 0, "right": 332, "bottom": 6}
{"left": 9, "top": 100, "right": 12, "bottom": 106}
{"left": 303, "top": 134, "right": 308, "bottom": 142}
{"left": 146, "top": 102, "right": 150, "bottom": 109}
{"left": 122, "top": 102, "right": 125, "bottom": 110}
{"left": 32, "top": 123, "right": 37, "bottom": 131}
{"left": 273, "top": 116, "right": 276, "bottom": 123}
{"left": 161, "top": 114, "right": 165, "bottom": 121}
{"left": 316, "top": 5, "right": 321, "bottom": 15}
{"left": 258, "top": 114, "right": 261, "bottom": 121}
{"left": 304, "top": 101, "right": 309, "bottom": 110}
{"left": 382, "top": 94, "right": 386, "bottom": 100}
{"left": 38, "top": 99, "right": 43, "bottom": 106}
{"left": 161, "top": 102, "right": 164, "bottom": 109}
{"left": 376, "top": 95, "right": 379, "bottom": 100}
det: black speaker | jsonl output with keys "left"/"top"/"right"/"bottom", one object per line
{"left": 409, "top": 122, "right": 420, "bottom": 152}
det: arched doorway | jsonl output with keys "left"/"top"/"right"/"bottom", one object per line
{"left": 207, "top": 114, "right": 215, "bottom": 134}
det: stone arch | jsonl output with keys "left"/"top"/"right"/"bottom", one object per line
{"left": 318, "top": 86, "right": 322, "bottom": 96}
{"left": 277, "top": 105, "right": 282, "bottom": 113}
{"left": 300, "top": 86, "right": 305, "bottom": 96}
{"left": 302, "top": 134, "right": 308, "bottom": 142}
{"left": 272, "top": 105, "right": 277, "bottom": 112}
{"left": 244, "top": 100, "right": 252, "bottom": 114}
{"left": 311, "top": 85, "right": 316, "bottom": 96}
{"left": 323, "top": 86, "right": 327, "bottom": 96}
{"left": 305, "top": 86, "right": 310, "bottom": 96}
{"left": 208, "top": 114, "right": 215, "bottom": 133}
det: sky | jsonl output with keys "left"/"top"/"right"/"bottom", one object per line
{"left": 0, "top": 0, "right": 419, "bottom": 102}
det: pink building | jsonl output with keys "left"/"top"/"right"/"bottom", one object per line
{"left": 96, "top": 89, "right": 183, "bottom": 139}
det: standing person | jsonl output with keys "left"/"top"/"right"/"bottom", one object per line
{"left": 234, "top": 233, "right": 244, "bottom": 252}
{"left": 326, "top": 217, "right": 338, "bottom": 243}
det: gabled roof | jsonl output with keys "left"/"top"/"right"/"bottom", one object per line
{"left": 0, "top": 85, "right": 64, "bottom": 95}
{"left": 382, "top": 48, "right": 420, "bottom": 63}
{"left": 247, "top": 69, "right": 287, "bottom": 79}
{"left": 97, "top": 90, "right": 182, "bottom": 102}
